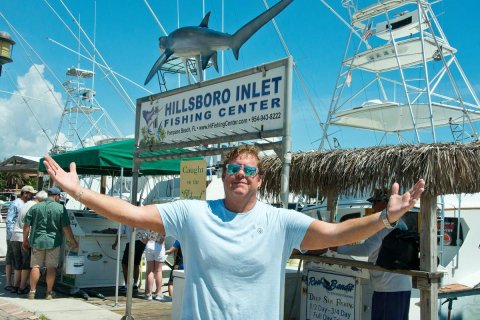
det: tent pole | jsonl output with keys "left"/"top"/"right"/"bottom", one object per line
{"left": 124, "top": 162, "right": 140, "bottom": 320}
{"left": 114, "top": 168, "right": 124, "bottom": 307}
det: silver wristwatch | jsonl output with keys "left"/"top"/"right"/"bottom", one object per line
{"left": 381, "top": 209, "right": 397, "bottom": 229}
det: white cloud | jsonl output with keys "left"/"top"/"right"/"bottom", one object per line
{"left": 0, "top": 64, "right": 64, "bottom": 160}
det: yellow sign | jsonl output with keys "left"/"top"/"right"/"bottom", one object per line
{"left": 180, "top": 160, "right": 207, "bottom": 200}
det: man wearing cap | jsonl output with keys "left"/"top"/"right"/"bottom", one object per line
{"left": 22, "top": 187, "right": 78, "bottom": 300}
{"left": 10, "top": 190, "right": 49, "bottom": 295}
{"left": 5, "top": 185, "right": 37, "bottom": 292}
{"left": 336, "top": 189, "right": 412, "bottom": 320}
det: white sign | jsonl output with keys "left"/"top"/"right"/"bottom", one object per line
{"left": 136, "top": 59, "right": 288, "bottom": 146}
{"left": 305, "top": 270, "right": 357, "bottom": 320}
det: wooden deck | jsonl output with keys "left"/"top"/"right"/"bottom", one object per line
{"left": 0, "top": 257, "right": 173, "bottom": 320}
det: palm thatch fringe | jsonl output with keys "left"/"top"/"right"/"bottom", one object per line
{"left": 259, "top": 141, "right": 480, "bottom": 200}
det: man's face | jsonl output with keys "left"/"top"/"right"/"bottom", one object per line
{"left": 222, "top": 153, "right": 262, "bottom": 200}
{"left": 372, "top": 200, "right": 388, "bottom": 212}
{"left": 21, "top": 192, "right": 33, "bottom": 201}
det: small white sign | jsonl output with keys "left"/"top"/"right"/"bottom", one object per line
{"left": 305, "top": 270, "right": 357, "bottom": 320}
{"left": 136, "top": 60, "right": 288, "bottom": 146}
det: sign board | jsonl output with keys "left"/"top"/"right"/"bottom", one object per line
{"left": 437, "top": 217, "right": 462, "bottom": 246}
{"left": 303, "top": 269, "right": 359, "bottom": 320}
{"left": 180, "top": 160, "right": 206, "bottom": 200}
{"left": 135, "top": 58, "right": 290, "bottom": 147}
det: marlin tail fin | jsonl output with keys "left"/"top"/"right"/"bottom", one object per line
{"left": 144, "top": 50, "right": 173, "bottom": 85}
{"left": 231, "top": 0, "right": 293, "bottom": 60}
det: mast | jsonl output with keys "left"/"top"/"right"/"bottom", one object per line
{"left": 51, "top": 13, "right": 123, "bottom": 153}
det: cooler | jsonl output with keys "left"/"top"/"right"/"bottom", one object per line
{"left": 60, "top": 210, "right": 126, "bottom": 288}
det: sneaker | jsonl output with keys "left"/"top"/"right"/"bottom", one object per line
{"left": 27, "top": 291, "right": 36, "bottom": 300}
{"left": 155, "top": 295, "right": 171, "bottom": 302}
{"left": 17, "top": 287, "right": 30, "bottom": 295}
{"left": 132, "top": 285, "right": 139, "bottom": 293}
{"left": 145, "top": 293, "right": 152, "bottom": 300}
{"left": 45, "top": 291, "right": 55, "bottom": 300}
{"left": 118, "top": 286, "right": 126, "bottom": 294}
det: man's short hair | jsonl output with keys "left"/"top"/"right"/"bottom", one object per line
{"left": 35, "top": 190, "right": 48, "bottom": 200}
{"left": 222, "top": 145, "right": 263, "bottom": 176}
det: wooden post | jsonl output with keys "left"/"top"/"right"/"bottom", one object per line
{"left": 100, "top": 175, "right": 107, "bottom": 195}
{"left": 326, "top": 190, "right": 338, "bottom": 223}
{"left": 419, "top": 195, "right": 438, "bottom": 320}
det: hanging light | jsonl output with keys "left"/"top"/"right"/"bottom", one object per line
{"left": 0, "top": 31, "right": 15, "bottom": 76}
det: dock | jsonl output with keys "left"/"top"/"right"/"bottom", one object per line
{"left": 0, "top": 259, "right": 172, "bottom": 320}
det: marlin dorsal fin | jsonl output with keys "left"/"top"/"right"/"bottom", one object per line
{"left": 199, "top": 12, "right": 211, "bottom": 28}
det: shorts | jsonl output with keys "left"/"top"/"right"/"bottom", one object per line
{"left": 11, "top": 241, "right": 31, "bottom": 270}
{"left": 121, "top": 240, "right": 146, "bottom": 266}
{"left": 145, "top": 241, "right": 167, "bottom": 262}
{"left": 5, "top": 240, "right": 14, "bottom": 265}
{"left": 31, "top": 247, "right": 61, "bottom": 268}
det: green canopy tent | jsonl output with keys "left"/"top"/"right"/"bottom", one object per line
{"left": 37, "top": 139, "right": 199, "bottom": 299}
{"left": 38, "top": 139, "right": 196, "bottom": 176}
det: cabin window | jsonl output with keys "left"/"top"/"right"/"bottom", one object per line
{"left": 385, "top": 16, "right": 413, "bottom": 30}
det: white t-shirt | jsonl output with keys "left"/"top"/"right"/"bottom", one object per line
{"left": 11, "top": 200, "right": 37, "bottom": 242}
{"left": 337, "top": 223, "right": 412, "bottom": 292}
{"left": 157, "top": 199, "right": 313, "bottom": 320}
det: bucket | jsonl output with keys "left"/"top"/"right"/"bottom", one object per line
{"left": 64, "top": 255, "right": 85, "bottom": 275}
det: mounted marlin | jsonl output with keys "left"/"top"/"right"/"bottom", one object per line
{"left": 144, "top": 0, "right": 293, "bottom": 85}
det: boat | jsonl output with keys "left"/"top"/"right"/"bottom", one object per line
{"left": 311, "top": 1, "right": 480, "bottom": 319}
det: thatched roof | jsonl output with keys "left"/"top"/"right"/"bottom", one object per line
{"left": 259, "top": 141, "right": 480, "bottom": 199}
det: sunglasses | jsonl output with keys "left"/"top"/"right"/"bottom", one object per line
{"left": 226, "top": 164, "right": 258, "bottom": 177}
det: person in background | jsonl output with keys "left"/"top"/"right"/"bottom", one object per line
{"left": 165, "top": 239, "right": 183, "bottom": 298}
{"left": 144, "top": 230, "right": 168, "bottom": 301}
{"left": 336, "top": 189, "right": 412, "bottom": 320}
{"left": 112, "top": 225, "right": 147, "bottom": 294}
{"left": 10, "top": 190, "right": 48, "bottom": 295}
{"left": 5, "top": 185, "right": 36, "bottom": 292}
{"left": 43, "top": 146, "right": 424, "bottom": 319}
{"left": 22, "top": 187, "right": 78, "bottom": 300}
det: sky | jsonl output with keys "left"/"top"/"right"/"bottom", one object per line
{"left": 1, "top": 0, "right": 479, "bottom": 160}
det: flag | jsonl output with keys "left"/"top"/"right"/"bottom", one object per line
{"left": 345, "top": 71, "right": 352, "bottom": 87}
{"left": 363, "top": 22, "right": 373, "bottom": 40}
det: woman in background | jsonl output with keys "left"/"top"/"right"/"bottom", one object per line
{"left": 144, "top": 230, "right": 168, "bottom": 301}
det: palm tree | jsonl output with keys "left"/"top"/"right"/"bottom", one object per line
{"left": 0, "top": 172, "right": 35, "bottom": 190}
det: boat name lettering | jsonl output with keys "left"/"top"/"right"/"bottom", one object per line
{"left": 308, "top": 276, "right": 354, "bottom": 293}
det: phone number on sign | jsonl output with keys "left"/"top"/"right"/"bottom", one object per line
{"left": 251, "top": 112, "right": 282, "bottom": 122}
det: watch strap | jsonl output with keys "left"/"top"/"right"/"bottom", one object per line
{"left": 381, "top": 208, "right": 397, "bottom": 229}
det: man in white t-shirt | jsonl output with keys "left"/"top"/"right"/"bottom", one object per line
{"left": 43, "top": 146, "right": 424, "bottom": 319}
{"left": 337, "top": 189, "right": 412, "bottom": 320}
{"left": 10, "top": 190, "right": 48, "bottom": 294}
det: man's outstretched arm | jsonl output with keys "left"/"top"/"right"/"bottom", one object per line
{"left": 43, "top": 155, "right": 164, "bottom": 234}
{"left": 300, "top": 180, "right": 425, "bottom": 250}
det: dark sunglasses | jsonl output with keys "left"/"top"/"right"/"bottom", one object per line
{"left": 226, "top": 164, "right": 258, "bottom": 177}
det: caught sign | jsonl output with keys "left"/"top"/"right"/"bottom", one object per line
{"left": 136, "top": 58, "right": 290, "bottom": 147}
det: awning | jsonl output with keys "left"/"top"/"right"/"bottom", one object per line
{"left": 38, "top": 139, "right": 198, "bottom": 176}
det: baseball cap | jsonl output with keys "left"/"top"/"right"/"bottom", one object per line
{"left": 21, "top": 185, "right": 38, "bottom": 193}
{"left": 46, "top": 187, "right": 62, "bottom": 195}
{"left": 367, "top": 188, "right": 389, "bottom": 203}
